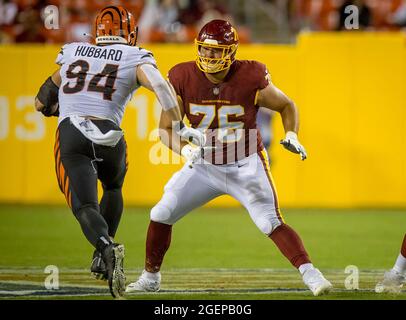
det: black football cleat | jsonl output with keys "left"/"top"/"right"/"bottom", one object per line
{"left": 102, "top": 243, "right": 126, "bottom": 298}
{"left": 90, "top": 250, "right": 108, "bottom": 280}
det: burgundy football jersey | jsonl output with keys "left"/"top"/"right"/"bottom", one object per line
{"left": 168, "top": 60, "right": 270, "bottom": 164}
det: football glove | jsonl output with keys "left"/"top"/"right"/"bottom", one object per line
{"left": 181, "top": 144, "right": 216, "bottom": 168}
{"left": 36, "top": 76, "right": 59, "bottom": 117}
{"left": 41, "top": 102, "right": 59, "bottom": 117}
{"left": 280, "top": 131, "right": 307, "bottom": 161}
{"left": 176, "top": 122, "right": 206, "bottom": 146}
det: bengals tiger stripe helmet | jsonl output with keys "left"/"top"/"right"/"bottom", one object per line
{"left": 94, "top": 6, "right": 138, "bottom": 46}
{"left": 195, "top": 20, "right": 239, "bottom": 73}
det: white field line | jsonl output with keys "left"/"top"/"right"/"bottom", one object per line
{"left": 0, "top": 268, "right": 396, "bottom": 298}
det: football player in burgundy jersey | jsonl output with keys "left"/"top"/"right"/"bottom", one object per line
{"left": 126, "top": 20, "right": 332, "bottom": 296}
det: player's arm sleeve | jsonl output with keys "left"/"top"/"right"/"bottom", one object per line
{"left": 130, "top": 48, "right": 157, "bottom": 69}
{"left": 137, "top": 63, "right": 178, "bottom": 111}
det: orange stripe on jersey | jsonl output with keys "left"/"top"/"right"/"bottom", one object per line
{"left": 258, "top": 149, "right": 285, "bottom": 223}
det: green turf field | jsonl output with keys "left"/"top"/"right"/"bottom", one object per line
{"left": 0, "top": 205, "right": 405, "bottom": 299}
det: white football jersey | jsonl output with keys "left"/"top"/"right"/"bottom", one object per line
{"left": 56, "top": 42, "right": 156, "bottom": 126}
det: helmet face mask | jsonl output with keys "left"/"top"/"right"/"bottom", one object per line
{"left": 94, "top": 6, "right": 138, "bottom": 46}
{"left": 196, "top": 40, "right": 237, "bottom": 73}
{"left": 195, "top": 20, "right": 239, "bottom": 74}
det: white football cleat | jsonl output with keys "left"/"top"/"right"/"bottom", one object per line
{"left": 302, "top": 268, "right": 333, "bottom": 296}
{"left": 126, "top": 270, "right": 161, "bottom": 293}
{"left": 375, "top": 269, "right": 405, "bottom": 293}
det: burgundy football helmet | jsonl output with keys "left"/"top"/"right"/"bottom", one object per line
{"left": 195, "top": 20, "right": 239, "bottom": 73}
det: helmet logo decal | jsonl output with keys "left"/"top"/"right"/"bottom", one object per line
{"left": 203, "top": 39, "right": 219, "bottom": 45}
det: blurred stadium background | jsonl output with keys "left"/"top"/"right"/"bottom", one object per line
{"left": 1, "top": 0, "right": 406, "bottom": 299}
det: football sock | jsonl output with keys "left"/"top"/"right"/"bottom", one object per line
{"left": 74, "top": 204, "right": 111, "bottom": 249}
{"left": 100, "top": 187, "right": 123, "bottom": 238}
{"left": 393, "top": 234, "right": 406, "bottom": 274}
{"left": 145, "top": 220, "right": 172, "bottom": 273}
{"left": 298, "top": 263, "right": 315, "bottom": 275}
{"left": 393, "top": 254, "right": 406, "bottom": 274}
{"left": 401, "top": 234, "right": 406, "bottom": 259}
{"left": 143, "top": 270, "right": 160, "bottom": 280}
{"left": 96, "top": 236, "right": 113, "bottom": 253}
{"left": 269, "top": 224, "right": 311, "bottom": 269}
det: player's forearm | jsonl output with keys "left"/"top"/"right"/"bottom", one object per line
{"left": 280, "top": 101, "right": 299, "bottom": 134}
{"left": 138, "top": 64, "right": 181, "bottom": 119}
{"left": 159, "top": 108, "right": 186, "bottom": 154}
{"left": 163, "top": 105, "right": 182, "bottom": 123}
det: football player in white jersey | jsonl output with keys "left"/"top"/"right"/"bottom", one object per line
{"left": 34, "top": 5, "right": 204, "bottom": 298}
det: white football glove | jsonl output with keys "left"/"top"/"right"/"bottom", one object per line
{"left": 176, "top": 123, "right": 206, "bottom": 147}
{"left": 280, "top": 131, "right": 307, "bottom": 161}
{"left": 181, "top": 144, "right": 216, "bottom": 168}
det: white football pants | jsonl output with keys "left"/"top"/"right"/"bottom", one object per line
{"left": 150, "top": 150, "right": 285, "bottom": 235}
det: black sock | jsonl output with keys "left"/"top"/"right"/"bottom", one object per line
{"left": 96, "top": 237, "right": 112, "bottom": 253}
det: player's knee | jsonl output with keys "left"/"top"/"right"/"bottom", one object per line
{"left": 255, "top": 217, "right": 273, "bottom": 235}
{"left": 150, "top": 205, "right": 174, "bottom": 225}
{"left": 254, "top": 214, "right": 282, "bottom": 236}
